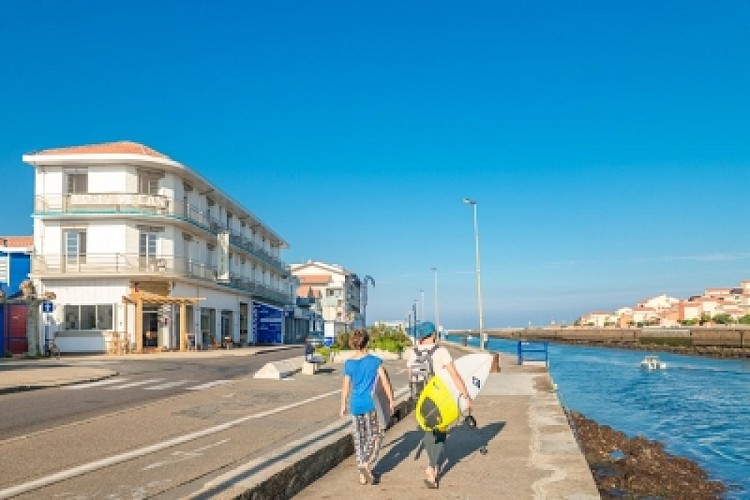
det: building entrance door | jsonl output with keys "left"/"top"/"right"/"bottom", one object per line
{"left": 143, "top": 308, "right": 159, "bottom": 348}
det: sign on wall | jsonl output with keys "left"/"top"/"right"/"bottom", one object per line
{"left": 217, "top": 232, "right": 230, "bottom": 282}
{"left": 252, "top": 301, "right": 283, "bottom": 344}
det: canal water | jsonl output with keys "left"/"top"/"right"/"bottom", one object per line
{"left": 446, "top": 336, "right": 750, "bottom": 499}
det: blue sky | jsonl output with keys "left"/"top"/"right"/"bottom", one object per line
{"left": 2, "top": 1, "right": 749, "bottom": 328}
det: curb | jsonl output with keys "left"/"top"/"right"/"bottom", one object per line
{"left": 0, "top": 371, "right": 119, "bottom": 396}
{"left": 189, "top": 386, "right": 413, "bottom": 499}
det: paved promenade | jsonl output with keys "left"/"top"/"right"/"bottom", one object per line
{"left": 0, "top": 346, "right": 599, "bottom": 499}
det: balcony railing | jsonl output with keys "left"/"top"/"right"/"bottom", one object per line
{"left": 31, "top": 253, "right": 291, "bottom": 304}
{"left": 34, "top": 194, "right": 285, "bottom": 271}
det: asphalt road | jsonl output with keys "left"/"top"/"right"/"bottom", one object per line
{"left": 0, "top": 347, "right": 304, "bottom": 440}
{"left": 0, "top": 353, "right": 412, "bottom": 499}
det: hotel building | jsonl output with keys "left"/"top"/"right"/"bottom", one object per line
{"left": 23, "top": 141, "right": 296, "bottom": 353}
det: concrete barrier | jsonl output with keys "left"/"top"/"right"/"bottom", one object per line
{"left": 253, "top": 357, "right": 306, "bottom": 379}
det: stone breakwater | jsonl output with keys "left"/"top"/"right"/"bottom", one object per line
{"left": 481, "top": 328, "right": 750, "bottom": 359}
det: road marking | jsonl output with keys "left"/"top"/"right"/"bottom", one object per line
{"left": 0, "top": 389, "right": 341, "bottom": 499}
{"left": 62, "top": 378, "right": 130, "bottom": 390}
{"left": 188, "top": 380, "right": 233, "bottom": 390}
{"left": 144, "top": 380, "right": 192, "bottom": 391}
{"left": 106, "top": 379, "right": 166, "bottom": 390}
{"left": 142, "top": 439, "right": 231, "bottom": 470}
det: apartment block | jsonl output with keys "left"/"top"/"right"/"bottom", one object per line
{"left": 23, "top": 141, "right": 295, "bottom": 353}
{"left": 290, "top": 261, "right": 362, "bottom": 331}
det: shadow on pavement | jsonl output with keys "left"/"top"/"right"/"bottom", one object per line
{"left": 373, "top": 420, "right": 505, "bottom": 482}
{"left": 442, "top": 421, "right": 505, "bottom": 477}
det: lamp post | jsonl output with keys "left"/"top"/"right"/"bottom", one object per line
{"left": 419, "top": 288, "right": 425, "bottom": 326}
{"left": 413, "top": 300, "right": 419, "bottom": 344}
{"left": 361, "top": 275, "right": 375, "bottom": 327}
{"left": 463, "top": 197, "right": 485, "bottom": 350}
{"left": 431, "top": 267, "right": 440, "bottom": 339}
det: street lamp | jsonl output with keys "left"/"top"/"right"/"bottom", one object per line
{"left": 413, "top": 300, "right": 419, "bottom": 344}
{"left": 431, "top": 267, "right": 440, "bottom": 339}
{"left": 420, "top": 288, "right": 425, "bottom": 326}
{"left": 463, "top": 197, "right": 485, "bottom": 350}
{"left": 361, "top": 275, "right": 375, "bottom": 327}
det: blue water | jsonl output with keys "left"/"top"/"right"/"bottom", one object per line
{"left": 446, "top": 336, "right": 750, "bottom": 499}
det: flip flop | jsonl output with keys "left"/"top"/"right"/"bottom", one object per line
{"left": 424, "top": 478, "right": 439, "bottom": 489}
{"left": 358, "top": 466, "right": 374, "bottom": 484}
{"left": 424, "top": 468, "right": 439, "bottom": 489}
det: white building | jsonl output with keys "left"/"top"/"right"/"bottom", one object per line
{"left": 23, "top": 141, "right": 295, "bottom": 353}
{"left": 290, "top": 261, "right": 362, "bottom": 332}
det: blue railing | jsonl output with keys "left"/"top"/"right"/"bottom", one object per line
{"left": 517, "top": 340, "right": 549, "bottom": 366}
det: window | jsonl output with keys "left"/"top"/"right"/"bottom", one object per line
{"left": 64, "top": 304, "right": 113, "bottom": 330}
{"left": 64, "top": 230, "right": 87, "bottom": 266}
{"left": 138, "top": 171, "right": 161, "bottom": 194}
{"left": 140, "top": 231, "right": 158, "bottom": 259}
{"left": 66, "top": 171, "right": 88, "bottom": 194}
{"left": 139, "top": 228, "right": 162, "bottom": 270}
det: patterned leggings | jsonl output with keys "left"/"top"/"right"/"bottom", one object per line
{"left": 350, "top": 410, "right": 382, "bottom": 467}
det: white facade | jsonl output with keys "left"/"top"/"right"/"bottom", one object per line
{"left": 24, "top": 141, "right": 292, "bottom": 352}
{"left": 290, "top": 261, "right": 362, "bottom": 325}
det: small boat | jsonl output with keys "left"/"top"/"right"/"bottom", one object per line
{"left": 640, "top": 355, "right": 667, "bottom": 370}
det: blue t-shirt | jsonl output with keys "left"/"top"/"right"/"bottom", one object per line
{"left": 344, "top": 354, "right": 382, "bottom": 416}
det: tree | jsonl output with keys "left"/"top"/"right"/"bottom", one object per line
{"left": 712, "top": 313, "right": 734, "bottom": 325}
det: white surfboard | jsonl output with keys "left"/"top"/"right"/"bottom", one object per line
{"left": 436, "top": 352, "right": 493, "bottom": 412}
{"left": 372, "top": 369, "right": 392, "bottom": 430}
{"left": 416, "top": 352, "right": 493, "bottom": 431}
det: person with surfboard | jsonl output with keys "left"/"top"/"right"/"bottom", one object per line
{"left": 407, "top": 321, "right": 474, "bottom": 489}
{"left": 340, "top": 328, "right": 395, "bottom": 485}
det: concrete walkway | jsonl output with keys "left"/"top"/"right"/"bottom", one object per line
{"left": 0, "top": 346, "right": 599, "bottom": 499}
{"left": 295, "top": 352, "right": 599, "bottom": 499}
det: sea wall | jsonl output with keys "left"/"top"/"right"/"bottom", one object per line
{"left": 460, "top": 327, "right": 750, "bottom": 358}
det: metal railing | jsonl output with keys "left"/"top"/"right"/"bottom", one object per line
{"left": 31, "top": 253, "right": 291, "bottom": 304}
{"left": 517, "top": 340, "right": 549, "bottom": 367}
{"left": 34, "top": 194, "right": 285, "bottom": 271}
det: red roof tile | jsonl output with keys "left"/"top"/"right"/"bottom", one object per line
{"left": 33, "top": 141, "right": 171, "bottom": 159}
{"left": 0, "top": 236, "right": 33, "bottom": 247}
{"left": 298, "top": 274, "right": 332, "bottom": 284}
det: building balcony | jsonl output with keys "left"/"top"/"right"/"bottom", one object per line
{"left": 34, "top": 194, "right": 286, "bottom": 273}
{"left": 31, "top": 253, "right": 292, "bottom": 305}
{"left": 35, "top": 193, "right": 171, "bottom": 215}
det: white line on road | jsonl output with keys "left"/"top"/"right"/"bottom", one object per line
{"left": 143, "top": 380, "right": 192, "bottom": 390}
{"left": 105, "top": 379, "right": 166, "bottom": 390}
{"left": 62, "top": 378, "right": 130, "bottom": 390}
{"left": 188, "top": 380, "right": 233, "bottom": 390}
{"left": 0, "top": 389, "right": 341, "bottom": 499}
{"left": 142, "top": 439, "right": 231, "bottom": 470}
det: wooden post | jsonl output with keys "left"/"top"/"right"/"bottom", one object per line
{"left": 135, "top": 296, "right": 143, "bottom": 353}
{"left": 490, "top": 352, "right": 501, "bottom": 373}
{"left": 180, "top": 302, "right": 187, "bottom": 351}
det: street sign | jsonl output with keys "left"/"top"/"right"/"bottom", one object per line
{"left": 42, "top": 302, "right": 54, "bottom": 313}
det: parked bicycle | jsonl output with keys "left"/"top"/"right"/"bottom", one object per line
{"left": 44, "top": 334, "right": 61, "bottom": 359}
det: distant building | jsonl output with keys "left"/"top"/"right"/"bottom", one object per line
{"left": 580, "top": 280, "right": 750, "bottom": 328}
{"left": 0, "top": 236, "right": 33, "bottom": 356}
{"left": 23, "top": 141, "right": 295, "bottom": 353}
{"left": 290, "top": 261, "right": 362, "bottom": 333}
{"left": 0, "top": 236, "right": 32, "bottom": 298}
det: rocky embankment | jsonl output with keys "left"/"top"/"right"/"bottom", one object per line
{"left": 569, "top": 411, "right": 726, "bottom": 499}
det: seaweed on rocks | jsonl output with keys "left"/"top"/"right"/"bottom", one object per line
{"left": 567, "top": 410, "right": 726, "bottom": 500}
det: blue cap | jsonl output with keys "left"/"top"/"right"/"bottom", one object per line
{"left": 417, "top": 321, "right": 436, "bottom": 338}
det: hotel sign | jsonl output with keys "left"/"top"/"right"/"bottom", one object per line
{"left": 217, "top": 232, "right": 230, "bottom": 282}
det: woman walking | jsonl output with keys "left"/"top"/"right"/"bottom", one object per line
{"left": 340, "top": 329, "right": 395, "bottom": 485}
